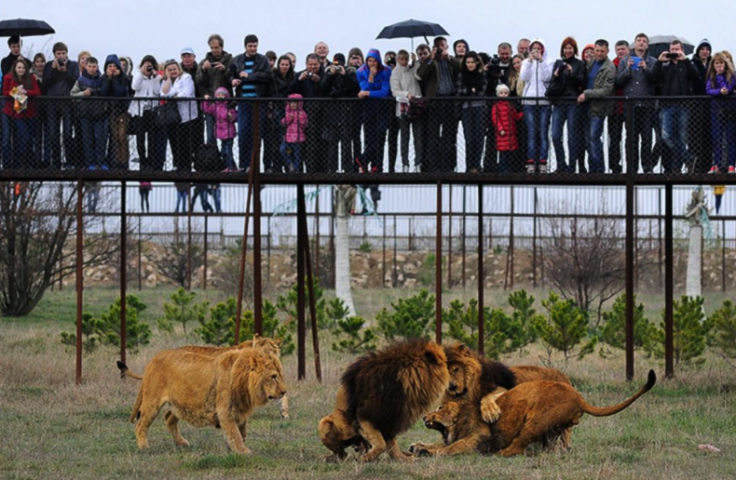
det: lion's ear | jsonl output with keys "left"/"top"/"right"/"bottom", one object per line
{"left": 449, "top": 342, "right": 468, "bottom": 353}
{"left": 253, "top": 333, "right": 261, "bottom": 341}
{"left": 424, "top": 349, "right": 441, "bottom": 365}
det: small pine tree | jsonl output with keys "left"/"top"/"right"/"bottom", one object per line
{"left": 376, "top": 290, "right": 435, "bottom": 341}
{"left": 709, "top": 300, "right": 736, "bottom": 370}
{"left": 324, "top": 298, "right": 351, "bottom": 331}
{"left": 331, "top": 316, "right": 377, "bottom": 353}
{"left": 537, "top": 292, "right": 597, "bottom": 364}
{"left": 650, "top": 296, "right": 710, "bottom": 367}
{"left": 599, "top": 293, "right": 655, "bottom": 357}
{"left": 162, "top": 287, "right": 209, "bottom": 334}
{"left": 60, "top": 313, "right": 102, "bottom": 354}
{"left": 507, "top": 290, "right": 543, "bottom": 356}
{"left": 276, "top": 277, "right": 326, "bottom": 331}
{"left": 95, "top": 295, "right": 152, "bottom": 352}
{"left": 195, "top": 297, "right": 237, "bottom": 346}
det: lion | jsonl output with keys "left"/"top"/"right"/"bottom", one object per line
{"left": 319, "top": 339, "right": 450, "bottom": 462}
{"left": 412, "top": 370, "right": 656, "bottom": 457}
{"left": 126, "top": 346, "right": 287, "bottom": 453}
{"left": 117, "top": 335, "right": 289, "bottom": 419}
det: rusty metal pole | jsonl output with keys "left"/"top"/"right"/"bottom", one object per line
{"left": 299, "top": 189, "right": 322, "bottom": 382}
{"left": 296, "top": 183, "right": 306, "bottom": 380}
{"left": 509, "top": 186, "right": 515, "bottom": 290}
{"left": 203, "top": 213, "right": 208, "bottom": 290}
{"left": 315, "top": 186, "right": 320, "bottom": 281}
{"left": 253, "top": 107, "right": 263, "bottom": 335}
{"left": 234, "top": 102, "right": 259, "bottom": 344}
{"left": 435, "top": 181, "right": 443, "bottom": 344}
{"left": 137, "top": 216, "right": 142, "bottom": 291}
{"left": 625, "top": 176, "right": 634, "bottom": 381}
{"left": 532, "top": 188, "right": 538, "bottom": 288}
{"left": 382, "top": 214, "right": 387, "bottom": 288}
{"left": 120, "top": 181, "right": 127, "bottom": 366}
{"left": 723, "top": 219, "right": 727, "bottom": 293}
{"left": 330, "top": 209, "right": 335, "bottom": 289}
{"left": 76, "top": 180, "right": 84, "bottom": 385}
{"left": 478, "top": 185, "right": 484, "bottom": 355}
{"left": 448, "top": 186, "right": 452, "bottom": 289}
{"left": 187, "top": 187, "right": 192, "bottom": 291}
{"left": 665, "top": 184, "right": 674, "bottom": 378}
{"left": 462, "top": 186, "right": 466, "bottom": 288}
{"left": 393, "top": 215, "right": 398, "bottom": 288}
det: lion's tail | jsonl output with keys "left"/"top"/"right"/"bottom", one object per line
{"left": 580, "top": 370, "right": 656, "bottom": 417}
{"left": 116, "top": 360, "right": 144, "bottom": 381}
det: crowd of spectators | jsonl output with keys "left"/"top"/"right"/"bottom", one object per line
{"left": 2, "top": 32, "right": 734, "bottom": 176}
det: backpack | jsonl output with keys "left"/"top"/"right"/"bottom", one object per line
{"left": 193, "top": 143, "right": 225, "bottom": 172}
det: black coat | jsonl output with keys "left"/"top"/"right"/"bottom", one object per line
{"left": 545, "top": 57, "right": 586, "bottom": 99}
{"left": 652, "top": 58, "right": 699, "bottom": 96}
{"left": 228, "top": 52, "right": 272, "bottom": 97}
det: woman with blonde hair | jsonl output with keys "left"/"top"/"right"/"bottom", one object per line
{"left": 508, "top": 54, "right": 525, "bottom": 97}
{"left": 160, "top": 58, "right": 198, "bottom": 171}
{"left": 706, "top": 52, "right": 736, "bottom": 174}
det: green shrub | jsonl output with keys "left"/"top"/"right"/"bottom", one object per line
{"left": 60, "top": 313, "right": 102, "bottom": 354}
{"left": 331, "top": 316, "right": 377, "bottom": 353}
{"left": 358, "top": 241, "right": 372, "bottom": 253}
{"left": 599, "top": 294, "right": 656, "bottom": 357}
{"left": 94, "top": 295, "right": 151, "bottom": 353}
{"left": 162, "top": 287, "right": 209, "bottom": 334}
{"left": 650, "top": 296, "right": 710, "bottom": 367}
{"left": 507, "top": 290, "right": 543, "bottom": 355}
{"left": 709, "top": 300, "right": 736, "bottom": 370}
{"left": 445, "top": 299, "right": 517, "bottom": 360}
{"left": 276, "top": 277, "right": 326, "bottom": 330}
{"left": 537, "top": 292, "right": 596, "bottom": 364}
{"left": 376, "top": 290, "right": 435, "bottom": 341}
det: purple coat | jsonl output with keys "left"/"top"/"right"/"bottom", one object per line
{"left": 200, "top": 89, "right": 237, "bottom": 140}
{"left": 706, "top": 74, "right": 736, "bottom": 121}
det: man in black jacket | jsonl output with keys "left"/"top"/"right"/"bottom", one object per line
{"left": 321, "top": 53, "right": 360, "bottom": 173}
{"left": 229, "top": 34, "right": 271, "bottom": 172}
{"left": 689, "top": 39, "right": 712, "bottom": 173}
{"left": 42, "top": 42, "right": 80, "bottom": 169}
{"left": 196, "top": 34, "right": 233, "bottom": 145}
{"left": 288, "top": 53, "right": 326, "bottom": 172}
{"left": 652, "top": 40, "right": 699, "bottom": 173}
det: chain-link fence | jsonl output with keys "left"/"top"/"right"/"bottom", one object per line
{"left": 3, "top": 96, "right": 736, "bottom": 177}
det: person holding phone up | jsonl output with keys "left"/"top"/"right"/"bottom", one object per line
{"left": 196, "top": 34, "right": 233, "bottom": 145}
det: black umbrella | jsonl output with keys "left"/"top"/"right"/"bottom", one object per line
{"left": 645, "top": 35, "right": 694, "bottom": 58}
{"left": 0, "top": 18, "right": 55, "bottom": 37}
{"left": 376, "top": 19, "right": 449, "bottom": 49}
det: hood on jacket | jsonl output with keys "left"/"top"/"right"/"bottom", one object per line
{"left": 529, "top": 38, "right": 547, "bottom": 61}
{"left": 214, "top": 86, "right": 231, "bottom": 98}
{"left": 696, "top": 39, "right": 712, "bottom": 58}
{"left": 287, "top": 93, "right": 304, "bottom": 110}
{"left": 364, "top": 49, "right": 385, "bottom": 71}
{"left": 104, "top": 54, "right": 123, "bottom": 74}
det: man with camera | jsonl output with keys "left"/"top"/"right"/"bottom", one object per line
{"left": 288, "top": 54, "right": 327, "bottom": 172}
{"left": 652, "top": 39, "right": 699, "bottom": 173}
{"left": 416, "top": 36, "right": 460, "bottom": 172}
{"left": 321, "top": 53, "right": 360, "bottom": 173}
{"left": 615, "top": 33, "right": 657, "bottom": 173}
{"left": 197, "top": 34, "right": 233, "bottom": 145}
{"left": 229, "top": 34, "right": 272, "bottom": 173}
{"left": 42, "top": 42, "right": 80, "bottom": 169}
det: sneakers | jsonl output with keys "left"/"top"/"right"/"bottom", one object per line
{"left": 526, "top": 160, "right": 536, "bottom": 174}
{"left": 709, "top": 166, "right": 720, "bottom": 174}
{"left": 730, "top": 166, "right": 736, "bottom": 174}
{"left": 538, "top": 161, "right": 548, "bottom": 174}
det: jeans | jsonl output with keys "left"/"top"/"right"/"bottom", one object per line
{"left": 629, "top": 107, "right": 655, "bottom": 173}
{"left": 175, "top": 192, "right": 188, "bottom": 213}
{"left": 607, "top": 112, "right": 625, "bottom": 173}
{"left": 361, "top": 101, "right": 388, "bottom": 171}
{"left": 134, "top": 110, "right": 167, "bottom": 171}
{"left": 280, "top": 141, "right": 302, "bottom": 172}
{"left": 80, "top": 118, "right": 109, "bottom": 168}
{"left": 461, "top": 106, "right": 486, "bottom": 172}
{"left": 427, "top": 99, "right": 458, "bottom": 172}
{"left": 220, "top": 138, "right": 235, "bottom": 170}
{"left": 44, "top": 101, "right": 74, "bottom": 169}
{"left": 524, "top": 105, "right": 551, "bottom": 161}
{"left": 552, "top": 104, "right": 579, "bottom": 172}
{"left": 209, "top": 185, "right": 222, "bottom": 212}
{"left": 3, "top": 117, "right": 35, "bottom": 170}
{"left": 498, "top": 150, "right": 517, "bottom": 173}
{"left": 237, "top": 102, "right": 264, "bottom": 170}
{"left": 139, "top": 189, "right": 150, "bottom": 212}
{"left": 589, "top": 116, "right": 606, "bottom": 173}
{"left": 192, "top": 185, "right": 213, "bottom": 213}
{"left": 660, "top": 106, "right": 689, "bottom": 172}
{"left": 712, "top": 116, "right": 736, "bottom": 168}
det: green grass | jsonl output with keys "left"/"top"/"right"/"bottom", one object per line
{"left": 1, "top": 287, "right": 735, "bottom": 479}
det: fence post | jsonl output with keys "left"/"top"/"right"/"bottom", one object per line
{"left": 462, "top": 185, "right": 467, "bottom": 288}
{"left": 203, "top": 213, "right": 208, "bottom": 290}
{"left": 297, "top": 183, "right": 306, "bottom": 381}
{"left": 382, "top": 214, "right": 387, "bottom": 288}
{"left": 723, "top": 219, "right": 727, "bottom": 293}
{"left": 120, "top": 181, "right": 128, "bottom": 367}
{"left": 478, "top": 184, "right": 484, "bottom": 355}
{"left": 393, "top": 215, "right": 398, "bottom": 288}
{"left": 138, "top": 216, "right": 142, "bottom": 291}
{"left": 532, "top": 187, "right": 538, "bottom": 288}
{"left": 435, "top": 181, "right": 443, "bottom": 345}
{"left": 665, "top": 184, "right": 674, "bottom": 379}
{"left": 76, "top": 180, "right": 84, "bottom": 385}
{"left": 448, "top": 185, "right": 452, "bottom": 289}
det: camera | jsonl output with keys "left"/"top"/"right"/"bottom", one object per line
{"left": 147, "top": 65, "right": 154, "bottom": 73}
{"left": 487, "top": 54, "right": 503, "bottom": 77}
{"left": 666, "top": 52, "right": 679, "bottom": 60}
{"left": 307, "top": 72, "right": 313, "bottom": 78}
{"left": 436, "top": 47, "right": 443, "bottom": 58}
{"left": 58, "top": 58, "right": 66, "bottom": 66}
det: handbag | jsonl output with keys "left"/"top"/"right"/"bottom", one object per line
{"left": 153, "top": 101, "right": 181, "bottom": 127}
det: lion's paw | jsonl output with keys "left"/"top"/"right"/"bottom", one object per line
{"left": 409, "top": 442, "right": 431, "bottom": 457}
{"left": 481, "top": 399, "right": 502, "bottom": 423}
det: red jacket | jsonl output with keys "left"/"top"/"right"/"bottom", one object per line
{"left": 491, "top": 101, "right": 523, "bottom": 151}
{"left": 2, "top": 73, "right": 41, "bottom": 119}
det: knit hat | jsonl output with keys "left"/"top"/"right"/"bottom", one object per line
{"left": 214, "top": 86, "right": 230, "bottom": 97}
{"left": 560, "top": 37, "right": 579, "bottom": 57}
{"left": 53, "top": 42, "right": 68, "bottom": 53}
{"left": 348, "top": 47, "right": 364, "bottom": 62}
{"left": 697, "top": 39, "right": 712, "bottom": 54}
{"left": 582, "top": 44, "right": 595, "bottom": 59}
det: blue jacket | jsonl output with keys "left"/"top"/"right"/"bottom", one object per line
{"left": 42, "top": 59, "right": 79, "bottom": 96}
{"left": 357, "top": 49, "right": 391, "bottom": 98}
{"left": 101, "top": 54, "right": 130, "bottom": 113}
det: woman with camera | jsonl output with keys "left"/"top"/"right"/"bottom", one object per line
{"left": 129, "top": 55, "right": 166, "bottom": 171}
{"left": 161, "top": 58, "right": 198, "bottom": 172}
{"left": 520, "top": 38, "right": 553, "bottom": 174}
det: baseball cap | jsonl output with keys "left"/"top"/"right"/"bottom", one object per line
{"left": 180, "top": 47, "right": 195, "bottom": 56}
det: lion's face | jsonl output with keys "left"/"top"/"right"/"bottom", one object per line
{"left": 423, "top": 402, "right": 460, "bottom": 443}
{"left": 445, "top": 344, "right": 482, "bottom": 397}
{"left": 259, "top": 366, "right": 287, "bottom": 401}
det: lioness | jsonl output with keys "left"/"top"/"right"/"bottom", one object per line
{"left": 412, "top": 370, "right": 656, "bottom": 457}
{"left": 117, "top": 335, "right": 289, "bottom": 419}
{"left": 319, "top": 339, "right": 450, "bottom": 462}
{"left": 127, "top": 347, "right": 287, "bottom": 453}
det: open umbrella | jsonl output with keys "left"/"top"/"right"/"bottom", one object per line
{"left": 645, "top": 35, "right": 694, "bottom": 58}
{"left": 376, "top": 19, "right": 449, "bottom": 50}
{"left": 0, "top": 18, "right": 55, "bottom": 37}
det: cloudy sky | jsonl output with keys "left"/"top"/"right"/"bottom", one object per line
{"left": 13, "top": 0, "right": 722, "bottom": 66}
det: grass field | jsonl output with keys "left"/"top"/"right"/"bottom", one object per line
{"left": 1, "top": 287, "right": 735, "bottom": 480}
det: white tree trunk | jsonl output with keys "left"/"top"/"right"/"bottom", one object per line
{"left": 334, "top": 186, "right": 356, "bottom": 316}
{"left": 686, "top": 224, "right": 702, "bottom": 298}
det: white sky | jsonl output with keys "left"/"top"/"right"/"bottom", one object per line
{"left": 12, "top": 0, "right": 722, "bottom": 66}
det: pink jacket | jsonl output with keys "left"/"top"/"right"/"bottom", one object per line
{"left": 281, "top": 94, "right": 308, "bottom": 143}
{"left": 200, "top": 87, "right": 237, "bottom": 140}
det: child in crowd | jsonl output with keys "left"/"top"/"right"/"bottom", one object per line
{"left": 280, "top": 93, "right": 308, "bottom": 172}
{"left": 706, "top": 52, "right": 736, "bottom": 174}
{"left": 492, "top": 84, "right": 524, "bottom": 173}
{"left": 201, "top": 87, "right": 238, "bottom": 172}
{"left": 71, "top": 57, "right": 107, "bottom": 170}
{"left": 139, "top": 181, "right": 152, "bottom": 212}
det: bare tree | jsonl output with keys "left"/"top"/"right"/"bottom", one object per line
{"left": 0, "top": 182, "right": 121, "bottom": 317}
{"left": 158, "top": 219, "right": 204, "bottom": 288}
{"left": 544, "top": 213, "right": 626, "bottom": 327}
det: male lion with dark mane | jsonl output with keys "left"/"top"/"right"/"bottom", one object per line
{"left": 117, "top": 335, "right": 290, "bottom": 418}
{"left": 125, "top": 346, "right": 286, "bottom": 453}
{"left": 319, "top": 339, "right": 450, "bottom": 462}
{"left": 412, "top": 370, "right": 656, "bottom": 457}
